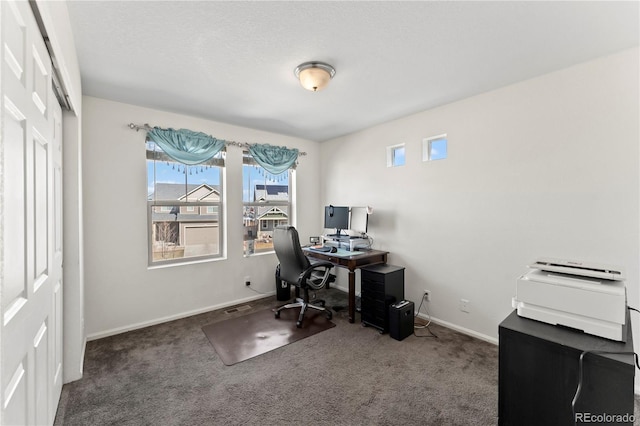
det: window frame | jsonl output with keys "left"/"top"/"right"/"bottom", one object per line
{"left": 422, "top": 134, "right": 448, "bottom": 162}
{"left": 386, "top": 143, "right": 406, "bottom": 167}
{"left": 146, "top": 143, "right": 225, "bottom": 267}
{"left": 242, "top": 151, "right": 293, "bottom": 256}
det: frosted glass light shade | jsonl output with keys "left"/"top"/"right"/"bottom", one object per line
{"left": 294, "top": 62, "right": 336, "bottom": 92}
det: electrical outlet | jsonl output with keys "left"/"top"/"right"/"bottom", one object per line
{"left": 460, "top": 298, "right": 470, "bottom": 313}
{"left": 424, "top": 290, "right": 431, "bottom": 302}
{"left": 244, "top": 276, "right": 251, "bottom": 286}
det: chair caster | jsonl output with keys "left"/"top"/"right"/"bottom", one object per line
{"left": 326, "top": 311, "right": 332, "bottom": 320}
{"left": 274, "top": 311, "right": 280, "bottom": 319}
{"left": 296, "top": 321, "right": 302, "bottom": 328}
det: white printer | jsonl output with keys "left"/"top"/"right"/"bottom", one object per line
{"left": 512, "top": 258, "right": 627, "bottom": 342}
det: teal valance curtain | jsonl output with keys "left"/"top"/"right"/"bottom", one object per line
{"left": 147, "top": 127, "right": 225, "bottom": 165}
{"left": 248, "top": 144, "right": 299, "bottom": 174}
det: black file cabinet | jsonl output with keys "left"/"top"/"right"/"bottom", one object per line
{"left": 360, "top": 264, "right": 404, "bottom": 333}
{"left": 498, "top": 310, "right": 635, "bottom": 426}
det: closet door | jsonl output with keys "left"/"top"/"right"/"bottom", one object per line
{"left": 1, "top": 0, "right": 63, "bottom": 424}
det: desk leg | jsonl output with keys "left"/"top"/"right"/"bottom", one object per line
{"left": 348, "top": 269, "right": 356, "bottom": 323}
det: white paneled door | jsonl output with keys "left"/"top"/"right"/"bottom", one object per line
{"left": 1, "top": 1, "right": 64, "bottom": 425}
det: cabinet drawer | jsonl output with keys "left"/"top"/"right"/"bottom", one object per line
{"left": 361, "top": 264, "right": 405, "bottom": 282}
{"left": 361, "top": 296, "right": 386, "bottom": 313}
{"left": 362, "top": 290, "right": 385, "bottom": 303}
{"left": 361, "top": 271, "right": 385, "bottom": 284}
{"left": 362, "top": 280, "right": 385, "bottom": 294}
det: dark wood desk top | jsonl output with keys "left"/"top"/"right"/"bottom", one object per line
{"left": 304, "top": 248, "right": 388, "bottom": 270}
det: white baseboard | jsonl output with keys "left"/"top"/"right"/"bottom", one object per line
{"left": 333, "top": 284, "right": 349, "bottom": 293}
{"left": 416, "top": 312, "right": 499, "bottom": 346}
{"left": 86, "top": 291, "right": 275, "bottom": 341}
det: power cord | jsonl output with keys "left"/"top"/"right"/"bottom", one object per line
{"left": 413, "top": 293, "right": 438, "bottom": 338}
{"left": 356, "top": 234, "right": 374, "bottom": 250}
{"left": 571, "top": 306, "right": 640, "bottom": 426}
{"left": 571, "top": 350, "right": 639, "bottom": 426}
{"left": 246, "top": 285, "right": 270, "bottom": 296}
{"left": 365, "top": 235, "right": 374, "bottom": 249}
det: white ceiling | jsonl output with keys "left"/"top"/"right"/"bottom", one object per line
{"left": 66, "top": 1, "right": 639, "bottom": 142}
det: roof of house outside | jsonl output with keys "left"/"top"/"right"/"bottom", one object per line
{"left": 149, "top": 183, "right": 220, "bottom": 201}
{"left": 257, "top": 206, "right": 288, "bottom": 220}
{"left": 254, "top": 184, "right": 288, "bottom": 201}
{"left": 255, "top": 184, "right": 288, "bottom": 194}
{"left": 150, "top": 183, "right": 221, "bottom": 223}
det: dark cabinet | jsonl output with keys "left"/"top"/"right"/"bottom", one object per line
{"left": 360, "top": 264, "right": 404, "bottom": 332}
{"left": 498, "top": 310, "right": 635, "bottom": 426}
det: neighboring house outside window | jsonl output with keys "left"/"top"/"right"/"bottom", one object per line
{"left": 147, "top": 141, "right": 224, "bottom": 265}
{"left": 242, "top": 151, "right": 292, "bottom": 255}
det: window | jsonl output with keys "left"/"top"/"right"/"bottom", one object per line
{"left": 387, "top": 143, "right": 406, "bottom": 167}
{"left": 242, "top": 151, "right": 292, "bottom": 255}
{"left": 147, "top": 141, "right": 224, "bottom": 265}
{"left": 423, "top": 135, "right": 448, "bottom": 161}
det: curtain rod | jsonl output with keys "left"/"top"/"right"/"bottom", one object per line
{"left": 127, "top": 122, "right": 307, "bottom": 156}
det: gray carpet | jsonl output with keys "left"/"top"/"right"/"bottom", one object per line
{"left": 54, "top": 288, "right": 636, "bottom": 425}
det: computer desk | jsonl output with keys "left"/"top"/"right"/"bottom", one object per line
{"left": 304, "top": 248, "right": 389, "bottom": 323}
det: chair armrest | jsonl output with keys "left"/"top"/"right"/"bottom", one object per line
{"left": 308, "top": 260, "right": 334, "bottom": 269}
{"left": 298, "top": 261, "right": 334, "bottom": 290}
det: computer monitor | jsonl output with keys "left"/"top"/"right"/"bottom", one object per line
{"left": 324, "top": 205, "right": 349, "bottom": 236}
{"left": 349, "top": 207, "right": 369, "bottom": 235}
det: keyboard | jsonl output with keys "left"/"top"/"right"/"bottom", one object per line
{"left": 310, "top": 246, "right": 332, "bottom": 252}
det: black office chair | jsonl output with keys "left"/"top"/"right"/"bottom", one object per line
{"left": 273, "top": 225, "right": 334, "bottom": 328}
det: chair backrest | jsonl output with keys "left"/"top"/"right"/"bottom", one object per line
{"left": 274, "top": 226, "right": 312, "bottom": 285}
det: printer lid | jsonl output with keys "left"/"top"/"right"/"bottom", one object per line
{"left": 528, "top": 257, "right": 625, "bottom": 281}
{"left": 521, "top": 269, "right": 626, "bottom": 295}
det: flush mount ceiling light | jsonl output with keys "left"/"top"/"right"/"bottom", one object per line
{"left": 294, "top": 61, "right": 336, "bottom": 92}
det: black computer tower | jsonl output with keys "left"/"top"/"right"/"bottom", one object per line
{"left": 389, "top": 301, "right": 414, "bottom": 341}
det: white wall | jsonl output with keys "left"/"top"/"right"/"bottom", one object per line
{"left": 82, "top": 97, "right": 321, "bottom": 338}
{"left": 320, "top": 48, "right": 639, "bottom": 353}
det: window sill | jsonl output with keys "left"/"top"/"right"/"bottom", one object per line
{"left": 244, "top": 250, "right": 275, "bottom": 258}
{"left": 147, "top": 255, "right": 227, "bottom": 270}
